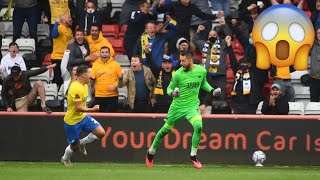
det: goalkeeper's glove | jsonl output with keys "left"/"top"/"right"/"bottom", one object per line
{"left": 171, "top": 87, "right": 180, "bottom": 97}
{"left": 212, "top": 87, "right": 221, "bottom": 97}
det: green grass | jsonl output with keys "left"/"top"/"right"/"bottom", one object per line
{"left": 0, "top": 162, "right": 319, "bottom": 180}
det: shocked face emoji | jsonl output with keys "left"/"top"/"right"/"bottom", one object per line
{"left": 252, "top": 4, "right": 314, "bottom": 70}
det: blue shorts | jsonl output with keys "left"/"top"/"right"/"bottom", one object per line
{"left": 64, "top": 115, "right": 100, "bottom": 144}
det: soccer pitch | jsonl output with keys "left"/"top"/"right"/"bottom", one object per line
{"left": 0, "top": 162, "right": 319, "bottom": 180}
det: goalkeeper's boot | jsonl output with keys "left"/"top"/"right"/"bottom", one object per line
{"left": 61, "top": 157, "right": 73, "bottom": 166}
{"left": 79, "top": 144, "right": 87, "bottom": 156}
{"left": 190, "top": 155, "right": 202, "bottom": 169}
{"left": 145, "top": 150, "right": 154, "bottom": 168}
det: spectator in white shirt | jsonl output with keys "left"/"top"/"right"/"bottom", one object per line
{"left": 0, "top": 42, "right": 27, "bottom": 78}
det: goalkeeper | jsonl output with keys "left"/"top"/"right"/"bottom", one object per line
{"left": 145, "top": 51, "right": 221, "bottom": 169}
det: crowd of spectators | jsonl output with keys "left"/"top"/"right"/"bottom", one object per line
{"left": 0, "top": 0, "right": 319, "bottom": 114}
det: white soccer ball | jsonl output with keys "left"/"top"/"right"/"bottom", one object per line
{"left": 252, "top": 150, "right": 266, "bottom": 166}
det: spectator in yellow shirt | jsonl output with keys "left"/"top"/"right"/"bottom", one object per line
{"left": 85, "top": 24, "right": 115, "bottom": 63}
{"left": 51, "top": 14, "right": 73, "bottom": 88}
{"left": 91, "top": 46, "right": 122, "bottom": 112}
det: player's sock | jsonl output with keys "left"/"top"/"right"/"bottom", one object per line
{"left": 190, "top": 147, "right": 198, "bottom": 157}
{"left": 191, "top": 119, "right": 203, "bottom": 154}
{"left": 62, "top": 145, "right": 73, "bottom": 160}
{"left": 148, "top": 148, "right": 156, "bottom": 155}
{"left": 150, "top": 123, "right": 172, "bottom": 150}
{"left": 80, "top": 133, "right": 99, "bottom": 145}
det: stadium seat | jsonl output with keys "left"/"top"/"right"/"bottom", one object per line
{"left": 16, "top": 38, "right": 36, "bottom": 53}
{"left": 294, "top": 85, "right": 310, "bottom": 99}
{"left": 115, "top": 54, "right": 130, "bottom": 67}
{"left": 3, "top": 21, "right": 28, "bottom": 38}
{"left": 232, "top": 38, "right": 244, "bottom": 55}
{"left": 102, "top": 24, "right": 119, "bottom": 39}
{"left": 1, "top": 38, "right": 12, "bottom": 56}
{"left": 118, "top": 24, "right": 127, "bottom": 38}
{"left": 109, "top": 38, "right": 124, "bottom": 54}
{"left": 304, "top": 102, "right": 320, "bottom": 115}
{"left": 226, "top": 68, "right": 234, "bottom": 83}
{"left": 37, "top": 24, "right": 50, "bottom": 41}
{"left": 29, "top": 67, "right": 50, "bottom": 84}
{"left": 44, "top": 83, "right": 58, "bottom": 100}
{"left": 42, "top": 53, "right": 52, "bottom": 65}
{"left": 23, "top": 53, "right": 40, "bottom": 70}
{"left": 256, "top": 101, "right": 264, "bottom": 115}
{"left": 0, "top": 22, "right": 4, "bottom": 37}
{"left": 290, "top": 70, "right": 308, "bottom": 84}
{"left": 288, "top": 102, "right": 304, "bottom": 115}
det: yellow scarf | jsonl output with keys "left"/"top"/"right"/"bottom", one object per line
{"left": 141, "top": 33, "right": 149, "bottom": 59}
{"left": 154, "top": 70, "right": 175, "bottom": 95}
{"left": 231, "top": 70, "right": 251, "bottom": 96}
{"left": 0, "top": 0, "right": 13, "bottom": 20}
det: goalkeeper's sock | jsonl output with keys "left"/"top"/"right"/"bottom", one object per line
{"left": 62, "top": 145, "right": 73, "bottom": 160}
{"left": 191, "top": 119, "right": 203, "bottom": 154}
{"left": 80, "top": 133, "right": 99, "bottom": 145}
{"left": 148, "top": 148, "right": 156, "bottom": 155}
{"left": 150, "top": 124, "right": 172, "bottom": 150}
{"left": 190, "top": 147, "right": 198, "bottom": 157}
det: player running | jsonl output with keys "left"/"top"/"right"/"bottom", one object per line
{"left": 60, "top": 65, "right": 105, "bottom": 166}
{"left": 145, "top": 51, "right": 221, "bottom": 169}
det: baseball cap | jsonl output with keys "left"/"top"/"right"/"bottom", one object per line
{"left": 162, "top": 54, "right": 172, "bottom": 63}
{"left": 11, "top": 66, "right": 21, "bottom": 76}
{"left": 271, "top": 83, "right": 281, "bottom": 90}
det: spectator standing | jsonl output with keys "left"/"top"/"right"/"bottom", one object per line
{"left": 1, "top": 64, "right": 56, "bottom": 113}
{"left": 193, "top": 24, "right": 230, "bottom": 102}
{"left": 309, "top": 27, "right": 320, "bottom": 102}
{"left": 0, "top": 42, "right": 27, "bottom": 78}
{"left": 146, "top": 50, "right": 174, "bottom": 113}
{"left": 13, "top": 0, "right": 38, "bottom": 42}
{"left": 226, "top": 36, "right": 265, "bottom": 114}
{"left": 91, "top": 46, "right": 122, "bottom": 112}
{"left": 47, "top": 0, "right": 72, "bottom": 31}
{"left": 51, "top": 14, "right": 73, "bottom": 88}
{"left": 210, "top": 0, "right": 230, "bottom": 17}
{"left": 85, "top": 24, "right": 115, "bottom": 62}
{"left": 310, "top": 0, "right": 320, "bottom": 32}
{"left": 156, "top": 0, "right": 224, "bottom": 42}
{"left": 77, "top": 1, "right": 102, "bottom": 35}
{"left": 261, "top": 83, "right": 289, "bottom": 115}
{"left": 118, "top": 55, "right": 156, "bottom": 113}
{"left": 124, "top": 1, "right": 157, "bottom": 60}
{"left": 67, "top": 28, "right": 93, "bottom": 72}
{"left": 135, "top": 18, "right": 177, "bottom": 69}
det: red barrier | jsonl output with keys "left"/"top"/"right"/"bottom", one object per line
{"left": 0, "top": 111, "right": 319, "bottom": 120}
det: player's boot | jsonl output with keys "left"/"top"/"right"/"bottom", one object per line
{"left": 79, "top": 144, "right": 87, "bottom": 156}
{"left": 145, "top": 150, "right": 154, "bottom": 168}
{"left": 61, "top": 157, "right": 73, "bottom": 166}
{"left": 190, "top": 155, "right": 202, "bottom": 169}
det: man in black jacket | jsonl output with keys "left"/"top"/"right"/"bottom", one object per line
{"left": 261, "top": 83, "right": 289, "bottom": 115}
{"left": 156, "top": 0, "right": 224, "bottom": 41}
{"left": 1, "top": 64, "right": 56, "bottom": 113}
{"left": 226, "top": 36, "right": 267, "bottom": 114}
